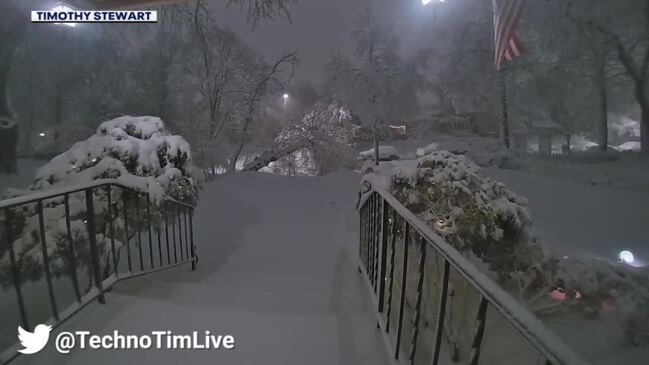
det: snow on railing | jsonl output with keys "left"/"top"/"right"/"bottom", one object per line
{"left": 358, "top": 187, "right": 590, "bottom": 365}
{"left": 0, "top": 180, "right": 197, "bottom": 363}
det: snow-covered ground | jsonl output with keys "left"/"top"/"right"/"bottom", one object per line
{"left": 481, "top": 168, "right": 649, "bottom": 266}
{"left": 11, "top": 172, "right": 390, "bottom": 365}
{"left": 0, "top": 159, "right": 47, "bottom": 193}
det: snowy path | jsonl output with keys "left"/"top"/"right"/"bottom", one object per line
{"left": 14, "top": 172, "right": 390, "bottom": 365}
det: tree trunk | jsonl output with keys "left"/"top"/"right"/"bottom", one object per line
{"left": 0, "top": 42, "right": 18, "bottom": 173}
{"left": 597, "top": 73, "right": 608, "bottom": 152}
{"left": 633, "top": 81, "right": 649, "bottom": 156}
{"left": 0, "top": 3, "right": 24, "bottom": 174}
{"left": 640, "top": 104, "right": 649, "bottom": 157}
{"left": 499, "top": 72, "right": 511, "bottom": 149}
{"left": 373, "top": 119, "right": 379, "bottom": 166}
{"left": 230, "top": 143, "right": 245, "bottom": 172}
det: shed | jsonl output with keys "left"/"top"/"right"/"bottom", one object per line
{"left": 512, "top": 120, "right": 565, "bottom": 154}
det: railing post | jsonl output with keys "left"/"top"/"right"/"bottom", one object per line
{"left": 377, "top": 199, "right": 389, "bottom": 313}
{"left": 189, "top": 208, "right": 196, "bottom": 271}
{"left": 359, "top": 197, "right": 364, "bottom": 270}
{"left": 4, "top": 208, "right": 29, "bottom": 330}
{"left": 171, "top": 203, "right": 178, "bottom": 263}
{"left": 64, "top": 194, "right": 82, "bottom": 302}
{"left": 146, "top": 194, "right": 154, "bottom": 269}
{"left": 431, "top": 259, "right": 450, "bottom": 365}
{"left": 468, "top": 297, "right": 489, "bottom": 365}
{"left": 164, "top": 202, "right": 171, "bottom": 265}
{"left": 157, "top": 205, "right": 164, "bottom": 267}
{"left": 37, "top": 200, "right": 60, "bottom": 320}
{"left": 105, "top": 186, "right": 119, "bottom": 277}
{"left": 177, "top": 205, "right": 184, "bottom": 261}
{"left": 184, "top": 207, "right": 190, "bottom": 261}
{"left": 386, "top": 210, "right": 398, "bottom": 333}
{"left": 409, "top": 235, "right": 427, "bottom": 363}
{"left": 85, "top": 189, "right": 106, "bottom": 304}
{"left": 373, "top": 194, "right": 381, "bottom": 293}
{"left": 395, "top": 221, "right": 410, "bottom": 359}
{"left": 135, "top": 194, "right": 144, "bottom": 271}
{"left": 122, "top": 189, "right": 133, "bottom": 273}
{"left": 368, "top": 193, "right": 375, "bottom": 284}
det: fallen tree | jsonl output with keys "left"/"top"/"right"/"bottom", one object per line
{"left": 242, "top": 101, "right": 357, "bottom": 174}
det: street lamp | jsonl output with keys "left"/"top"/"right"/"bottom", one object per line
{"left": 282, "top": 93, "right": 289, "bottom": 113}
{"left": 422, "top": 0, "right": 445, "bottom": 6}
{"left": 52, "top": 2, "right": 78, "bottom": 27}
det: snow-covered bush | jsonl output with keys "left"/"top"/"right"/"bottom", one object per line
{"left": 0, "top": 116, "right": 198, "bottom": 290}
{"left": 360, "top": 151, "right": 649, "bottom": 345}
{"left": 31, "top": 116, "right": 198, "bottom": 203}
{"left": 365, "top": 151, "right": 533, "bottom": 280}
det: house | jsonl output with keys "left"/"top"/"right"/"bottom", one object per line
{"left": 512, "top": 120, "right": 565, "bottom": 154}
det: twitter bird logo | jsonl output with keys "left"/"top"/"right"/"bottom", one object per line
{"left": 18, "top": 324, "right": 52, "bottom": 354}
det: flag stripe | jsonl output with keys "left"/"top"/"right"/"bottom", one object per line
{"left": 493, "top": 0, "right": 524, "bottom": 70}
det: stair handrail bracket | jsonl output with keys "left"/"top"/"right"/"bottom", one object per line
{"left": 0, "top": 179, "right": 197, "bottom": 364}
{"left": 357, "top": 186, "right": 589, "bottom": 365}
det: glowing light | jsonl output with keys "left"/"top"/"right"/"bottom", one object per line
{"left": 52, "top": 3, "right": 78, "bottom": 27}
{"left": 619, "top": 250, "right": 635, "bottom": 264}
{"left": 283, "top": 93, "right": 289, "bottom": 100}
{"left": 39, "top": 132, "right": 46, "bottom": 137}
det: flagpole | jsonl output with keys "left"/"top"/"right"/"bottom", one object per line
{"left": 499, "top": 69, "right": 511, "bottom": 149}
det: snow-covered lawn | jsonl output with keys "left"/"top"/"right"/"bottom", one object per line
{"left": 0, "top": 158, "right": 47, "bottom": 194}
{"left": 481, "top": 167, "right": 649, "bottom": 266}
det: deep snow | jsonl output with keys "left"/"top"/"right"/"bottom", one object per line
{"left": 481, "top": 168, "right": 649, "bottom": 266}
{"left": 11, "top": 172, "right": 390, "bottom": 365}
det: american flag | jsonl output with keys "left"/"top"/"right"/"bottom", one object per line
{"left": 493, "top": 0, "right": 524, "bottom": 70}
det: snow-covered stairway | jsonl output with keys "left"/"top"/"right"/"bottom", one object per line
{"left": 14, "top": 172, "right": 391, "bottom": 365}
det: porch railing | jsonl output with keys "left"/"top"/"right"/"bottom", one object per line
{"left": 358, "top": 189, "right": 589, "bottom": 365}
{"left": 0, "top": 179, "right": 196, "bottom": 363}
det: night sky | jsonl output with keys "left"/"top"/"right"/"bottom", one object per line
{"left": 211, "top": 0, "right": 436, "bottom": 82}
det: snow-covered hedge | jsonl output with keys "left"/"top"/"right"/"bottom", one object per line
{"left": 0, "top": 116, "right": 199, "bottom": 289}
{"left": 360, "top": 151, "right": 649, "bottom": 346}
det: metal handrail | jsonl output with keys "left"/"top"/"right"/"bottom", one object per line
{"left": 358, "top": 187, "right": 589, "bottom": 365}
{"left": 0, "top": 180, "right": 197, "bottom": 364}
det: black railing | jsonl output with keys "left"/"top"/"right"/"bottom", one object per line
{"left": 358, "top": 189, "right": 589, "bottom": 365}
{"left": 0, "top": 180, "right": 196, "bottom": 363}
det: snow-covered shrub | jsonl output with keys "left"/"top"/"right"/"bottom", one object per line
{"left": 366, "top": 151, "right": 533, "bottom": 281}
{"left": 31, "top": 116, "right": 197, "bottom": 203}
{"left": 0, "top": 116, "right": 198, "bottom": 290}
{"left": 360, "top": 152, "right": 649, "bottom": 345}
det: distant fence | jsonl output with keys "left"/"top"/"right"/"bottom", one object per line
{"left": 522, "top": 151, "right": 621, "bottom": 164}
{"left": 0, "top": 180, "right": 196, "bottom": 363}
{"left": 358, "top": 189, "right": 589, "bottom": 365}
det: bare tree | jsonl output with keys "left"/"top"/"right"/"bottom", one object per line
{"left": 229, "top": 51, "right": 298, "bottom": 171}
{"left": 567, "top": 0, "right": 649, "bottom": 155}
